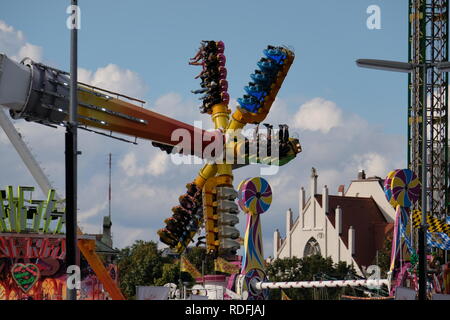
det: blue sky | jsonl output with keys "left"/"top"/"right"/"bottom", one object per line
{"left": 2, "top": 0, "right": 408, "bottom": 133}
{"left": 0, "top": 1, "right": 408, "bottom": 255}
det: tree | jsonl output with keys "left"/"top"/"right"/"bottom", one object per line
{"left": 373, "top": 237, "right": 392, "bottom": 278}
{"left": 266, "top": 255, "right": 359, "bottom": 300}
{"left": 116, "top": 241, "right": 218, "bottom": 298}
{"left": 155, "top": 263, "right": 180, "bottom": 286}
{"left": 116, "top": 240, "right": 170, "bottom": 299}
{"left": 185, "top": 247, "right": 215, "bottom": 275}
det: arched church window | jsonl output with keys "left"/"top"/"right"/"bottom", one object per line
{"left": 303, "top": 237, "right": 321, "bottom": 257}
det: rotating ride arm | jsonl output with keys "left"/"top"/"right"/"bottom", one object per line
{"left": 0, "top": 45, "right": 300, "bottom": 261}
{"left": 231, "top": 46, "right": 295, "bottom": 126}
{"left": 0, "top": 57, "right": 127, "bottom": 298}
{"left": 0, "top": 53, "right": 220, "bottom": 157}
{"left": 158, "top": 42, "right": 301, "bottom": 258}
{"left": 158, "top": 41, "right": 232, "bottom": 254}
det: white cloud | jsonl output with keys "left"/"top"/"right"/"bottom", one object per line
{"left": 153, "top": 92, "right": 184, "bottom": 117}
{"left": 78, "top": 64, "right": 148, "bottom": 100}
{"left": 16, "top": 42, "right": 42, "bottom": 62}
{"left": 79, "top": 200, "right": 108, "bottom": 222}
{"left": 151, "top": 92, "right": 212, "bottom": 128}
{"left": 0, "top": 21, "right": 146, "bottom": 101}
{"left": 146, "top": 152, "right": 169, "bottom": 176}
{"left": 349, "top": 152, "right": 391, "bottom": 177}
{"left": 111, "top": 224, "right": 152, "bottom": 249}
{"left": 263, "top": 97, "right": 290, "bottom": 125}
{"left": 0, "top": 133, "right": 7, "bottom": 145}
{"left": 0, "top": 20, "right": 43, "bottom": 62}
{"left": 292, "top": 97, "right": 343, "bottom": 133}
{"left": 119, "top": 151, "right": 169, "bottom": 177}
{"left": 77, "top": 221, "right": 150, "bottom": 248}
{"left": 119, "top": 152, "right": 141, "bottom": 177}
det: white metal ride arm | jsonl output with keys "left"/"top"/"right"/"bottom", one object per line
{"left": 254, "top": 279, "right": 391, "bottom": 291}
{"left": 0, "top": 108, "right": 62, "bottom": 201}
{"left": 225, "top": 287, "right": 242, "bottom": 300}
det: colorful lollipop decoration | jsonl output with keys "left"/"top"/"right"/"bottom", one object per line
{"left": 238, "top": 177, "right": 272, "bottom": 299}
{"left": 384, "top": 169, "right": 450, "bottom": 295}
{"left": 390, "top": 169, "right": 421, "bottom": 208}
{"left": 384, "top": 169, "right": 400, "bottom": 208}
{"left": 238, "top": 177, "right": 272, "bottom": 215}
{"left": 390, "top": 164, "right": 418, "bottom": 255}
{"left": 383, "top": 168, "right": 420, "bottom": 293}
{"left": 237, "top": 177, "right": 252, "bottom": 212}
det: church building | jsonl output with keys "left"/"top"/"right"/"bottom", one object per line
{"left": 273, "top": 168, "right": 395, "bottom": 275}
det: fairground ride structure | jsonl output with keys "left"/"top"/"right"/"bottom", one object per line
{"left": 0, "top": 39, "right": 302, "bottom": 299}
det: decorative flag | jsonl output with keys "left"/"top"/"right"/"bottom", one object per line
{"left": 412, "top": 209, "right": 450, "bottom": 236}
{"left": 281, "top": 290, "right": 291, "bottom": 300}
{"left": 214, "top": 257, "right": 240, "bottom": 274}
{"left": 180, "top": 256, "right": 202, "bottom": 279}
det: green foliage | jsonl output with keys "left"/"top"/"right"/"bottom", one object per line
{"left": 266, "top": 255, "right": 359, "bottom": 300}
{"left": 116, "top": 240, "right": 172, "bottom": 299}
{"left": 185, "top": 247, "right": 215, "bottom": 275}
{"left": 373, "top": 237, "right": 392, "bottom": 278}
{"left": 117, "top": 242, "right": 363, "bottom": 300}
{"left": 116, "top": 241, "right": 215, "bottom": 299}
{"left": 155, "top": 263, "right": 180, "bottom": 286}
{"left": 176, "top": 247, "right": 216, "bottom": 287}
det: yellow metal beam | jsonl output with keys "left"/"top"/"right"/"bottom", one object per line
{"left": 78, "top": 239, "right": 125, "bottom": 300}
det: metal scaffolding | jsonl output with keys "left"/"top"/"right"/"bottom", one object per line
{"left": 408, "top": 0, "right": 449, "bottom": 220}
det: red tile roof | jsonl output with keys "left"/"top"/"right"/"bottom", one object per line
{"left": 315, "top": 194, "right": 393, "bottom": 268}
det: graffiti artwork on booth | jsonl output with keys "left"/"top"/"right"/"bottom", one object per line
{"left": 11, "top": 263, "right": 40, "bottom": 292}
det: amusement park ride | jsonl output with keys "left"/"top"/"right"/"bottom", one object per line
{"left": 0, "top": 40, "right": 390, "bottom": 299}
{"left": 0, "top": 39, "right": 304, "bottom": 299}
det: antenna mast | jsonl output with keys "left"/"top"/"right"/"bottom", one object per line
{"left": 109, "top": 153, "right": 112, "bottom": 219}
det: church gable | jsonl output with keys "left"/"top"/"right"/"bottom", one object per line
{"left": 274, "top": 168, "right": 394, "bottom": 274}
{"left": 315, "top": 194, "right": 391, "bottom": 268}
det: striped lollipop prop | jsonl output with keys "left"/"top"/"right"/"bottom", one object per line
{"left": 385, "top": 168, "right": 421, "bottom": 277}
{"left": 384, "top": 169, "right": 400, "bottom": 208}
{"left": 238, "top": 177, "right": 272, "bottom": 215}
{"left": 237, "top": 177, "right": 252, "bottom": 212}
{"left": 391, "top": 169, "right": 421, "bottom": 208}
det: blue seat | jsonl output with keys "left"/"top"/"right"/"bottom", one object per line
{"left": 250, "top": 72, "right": 272, "bottom": 87}
{"left": 238, "top": 96, "right": 261, "bottom": 113}
{"left": 244, "top": 85, "right": 267, "bottom": 101}
{"left": 263, "top": 48, "right": 287, "bottom": 64}
{"left": 257, "top": 60, "right": 280, "bottom": 73}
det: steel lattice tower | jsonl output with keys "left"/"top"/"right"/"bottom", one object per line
{"left": 408, "top": 0, "right": 449, "bottom": 219}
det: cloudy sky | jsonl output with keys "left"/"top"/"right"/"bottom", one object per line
{"left": 0, "top": 1, "right": 407, "bottom": 256}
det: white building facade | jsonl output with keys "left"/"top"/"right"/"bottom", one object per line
{"left": 273, "top": 168, "right": 395, "bottom": 275}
